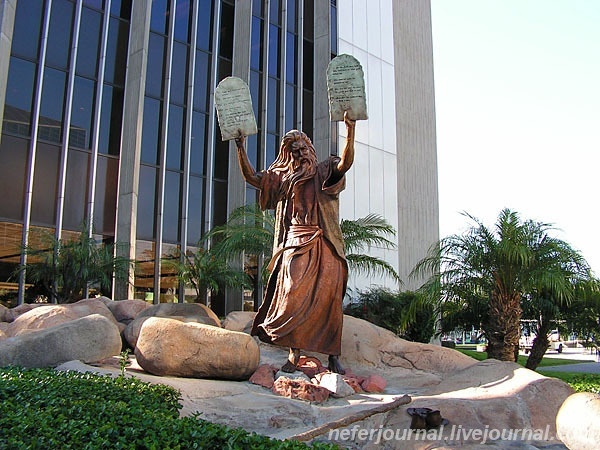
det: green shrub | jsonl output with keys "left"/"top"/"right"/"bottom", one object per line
{"left": 540, "top": 371, "right": 600, "bottom": 393}
{"left": 0, "top": 367, "right": 335, "bottom": 449}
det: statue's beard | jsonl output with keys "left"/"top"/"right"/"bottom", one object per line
{"left": 282, "top": 154, "right": 317, "bottom": 196}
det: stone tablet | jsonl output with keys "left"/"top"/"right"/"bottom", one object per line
{"left": 326, "top": 54, "right": 368, "bottom": 121}
{"left": 214, "top": 76, "right": 258, "bottom": 141}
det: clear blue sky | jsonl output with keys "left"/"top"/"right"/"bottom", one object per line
{"left": 430, "top": 0, "right": 600, "bottom": 274}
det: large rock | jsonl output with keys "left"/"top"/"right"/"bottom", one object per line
{"left": 556, "top": 392, "right": 600, "bottom": 450}
{"left": 0, "top": 304, "right": 10, "bottom": 322}
{"left": 134, "top": 317, "right": 259, "bottom": 380}
{"left": 4, "top": 303, "right": 41, "bottom": 322}
{"left": 221, "top": 311, "right": 256, "bottom": 334}
{"left": 6, "top": 298, "right": 118, "bottom": 337}
{"left": 102, "top": 299, "right": 151, "bottom": 323}
{"left": 0, "top": 314, "right": 122, "bottom": 368}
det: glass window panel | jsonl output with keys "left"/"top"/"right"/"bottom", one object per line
{"left": 249, "top": 70, "right": 260, "bottom": 122}
{"left": 268, "top": 24, "right": 280, "bottom": 77}
{"left": 190, "top": 111, "right": 206, "bottom": 175}
{"left": 166, "top": 104, "right": 184, "bottom": 170}
{"left": 285, "top": 84, "right": 295, "bottom": 132}
{"left": 266, "top": 77, "right": 278, "bottom": 133}
{"left": 250, "top": 16, "right": 262, "bottom": 71}
{"left": 302, "top": 89, "right": 313, "bottom": 140}
{"left": 76, "top": 8, "right": 102, "bottom": 78}
{"left": 193, "top": 50, "right": 209, "bottom": 112}
{"left": 213, "top": 125, "right": 228, "bottom": 180}
{"left": 219, "top": 2, "right": 234, "bottom": 59}
{"left": 146, "top": 32, "right": 166, "bottom": 98}
{"left": 212, "top": 180, "right": 227, "bottom": 227}
{"left": 286, "top": 0, "right": 296, "bottom": 32}
{"left": 98, "top": 85, "right": 124, "bottom": 155}
{"left": 174, "top": 0, "right": 191, "bottom": 43}
{"left": 0, "top": 135, "right": 28, "bottom": 220}
{"left": 270, "top": 0, "right": 280, "bottom": 25}
{"left": 150, "top": 0, "right": 169, "bottom": 34}
{"left": 170, "top": 42, "right": 188, "bottom": 106}
{"left": 70, "top": 76, "right": 96, "bottom": 149}
{"left": 187, "top": 175, "right": 203, "bottom": 245}
{"left": 83, "top": 0, "right": 104, "bottom": 10}
{"left": 246, "top": 186, "right": 258, "bottom": 206}
{"left": 137, "top": 165, "right": 157, "bottom": 240}
{"left": 3, "top": 57, "right": 36, "bottom": 137}
{"left": 285, "top": 32, "right": 296, "bottom": 84}
{"left": 46, "top": 0, "right": 74, "bottom": 70}
{"left": 39, "top": 68, "right": 67, "bottom": 143}
{"left": 217, "top": 58, "right": 231, "bottom": 85}
{"left": 302, "top": 39, "right": 313, "bottom": 91}
{"left": 160, "top": 242, "right": 179, "bottom": 296}
{"left": 196, "top": 0, "right": 213, "bottom": 51}
{"left": 111, "top": 0, "right": 132, "bottom": 20}
{"left": 63, "top": 149, "right": 90, "bottom": 230}
{"left": 163, "top": 171, "right": 181, "bottom": 243}
{"left": 266, "top": 133, "right": 277, "bottom": 168}
{"left": 134, "top": 239, "right": 155, "bottom": 298}
{"left": 31, "top": 142, "right": 60, "bottom": 226}
{"left": 93, "top": 155, "right": 118, "bottom": 234}
{"left": 104, "top": 17, "right": 129, "bottom": 86}
{"left": 141, "top": 96, "right": 161, "bottom": 164}
{"left": 330, "top": 4, "right": 337, "bottom": 54}
{"left": 303, "top": 0, "right": 313, "bottom": 40}
{"left": 252, "top": 0, "right": 263, "bottom": 17}
{"left": 246, "top": 133, "right": 258, "bottom": 169}
{"left": 11, "top": 0, "right": 44, "bottom": 60}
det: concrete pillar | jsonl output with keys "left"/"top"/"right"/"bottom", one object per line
{"left": 392, "top": 0, "right": 439, "bottom": 290}
{"left": 114, "top": 0, "right": 151, "bottom": 300}
{"left": 0, "top": 0, "right": 17, "bottom": 138}
{"left": 312, "top": 0, "right": 331, "bottom": 161}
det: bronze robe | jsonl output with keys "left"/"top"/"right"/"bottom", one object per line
{"left": 251, "top": 157, "right": 348, "bottom": 355}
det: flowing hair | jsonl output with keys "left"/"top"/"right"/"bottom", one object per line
{"left": 268, "top": 130, "right": 318, "bottom": 197}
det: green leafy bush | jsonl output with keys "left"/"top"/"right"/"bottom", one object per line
{"left": 0, "top": 367, "right": 335, "bottom": 449}
{"left": 541, "top": 371, "right": 600, "bottom": 393}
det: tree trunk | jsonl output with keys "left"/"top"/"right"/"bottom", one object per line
{"left": 486, "top": 291, "right": 522, "bottom": 361}
{"left": 525, "top": 322, "right": 551, "bottom": 370}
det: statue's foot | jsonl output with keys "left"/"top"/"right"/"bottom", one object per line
{"left": 281, "top": 348, "right": 301, "bottom": 373}
{"left": 328, "top": 355, "right": 345, "bottom": 374}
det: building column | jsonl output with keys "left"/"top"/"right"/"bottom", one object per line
{"left": 0, "top": 0, "right": 17, "bottom": 137}
{"left": 312, "top": 0, "right": 331, "bottom": 161}
{"left": 114, "top": 0, "right": 151, "bottom": 300}
{"left": 392, "top": 0, "right": 439, "bottom": 290}
{"left": 221, "top": 0, "right": 253, "bottom": 314}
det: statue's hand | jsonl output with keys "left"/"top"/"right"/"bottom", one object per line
{"left": 235, "top": 131, "right": 246, "bottom": 150}
{"left": 344, "top": 111, "right": 356, "bottom": 130}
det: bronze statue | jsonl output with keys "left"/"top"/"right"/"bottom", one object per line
{"left": 234, "top": 114, "right": 356, "bottom": 374}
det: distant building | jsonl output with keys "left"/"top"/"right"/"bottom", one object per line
{"left": 0, "top": 0, "right": 438, "bottom": 314}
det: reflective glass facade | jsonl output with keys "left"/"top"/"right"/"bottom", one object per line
{"left": 0, "top": 0, "right": 339, "bottom": 315}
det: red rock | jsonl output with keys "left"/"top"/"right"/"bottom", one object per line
{"left": 343, "top": 375, "right": 364, "bottom": 393}
{"left": 271, "top": 377, "right": 330, "bottom": 403}
{"left": 361, "top": 374, "right": 387, "bottom": 393}
{"left": 249, "top": 364, "right": 278, "bottom": 388}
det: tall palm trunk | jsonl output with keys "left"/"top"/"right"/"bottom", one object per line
{"left": 525, "top": 321, "right": 551, "bottom": 370}
{"left": 486, "top": 291, "right": 521, "bottom": 361}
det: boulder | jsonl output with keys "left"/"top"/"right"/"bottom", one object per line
{"left": 271, "top": 377, "right": 330, "bottom": 403}
{"left": 249, "top": 364, "right": 278, "bottom": 388}
{"left": 102, "top": 299, "right": 151, "bottom": 323}
{"left": 0, "top": 304, "right": 9, "bottom": 322}
{"left": 4, "top": 303, "right": 40, "bottom": 322}
{"left": 556, "top": 392, "right": 600, "bottom": 450}
{"left": 361, "top": 374, "right": 387, "bottom": 393}
{"left": 135, "top": 302, "right": 220, "bottom": 326}
{"left": 0, "top": 314, "right": 122, "bottom": 368}
{"left": 134, "top": 317, "right": 259, "bottom": 380}
{"left": 221, "top": 311, "right": 256, "bottom": 334}
{"left": 317, "top": 372, "right": 355, "bottom": 398}
{"left": 6, "top": 298, "right": 118, "bottom": 337}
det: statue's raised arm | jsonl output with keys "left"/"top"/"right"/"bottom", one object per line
{"left": 234, "top": 134, "right": 261, "bottom": 189}
{"left": 336, "top": 112, "right": 356, "bottom": 176}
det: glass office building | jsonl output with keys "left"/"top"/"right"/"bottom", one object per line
{"left": 0, "top": 0, "right": 438, "bottom": 314}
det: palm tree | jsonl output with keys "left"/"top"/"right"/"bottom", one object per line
{"left": 207, "top": 204, "right": 401, "bottom": 286}
{"left": 170, "top": 246, "right": 251, "bottom": 305}
{"left": 412, "top": 208, "right": 591, "bottom": 362}
{"left": 17, "top": 227, "right": 132, "bottom": 303}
